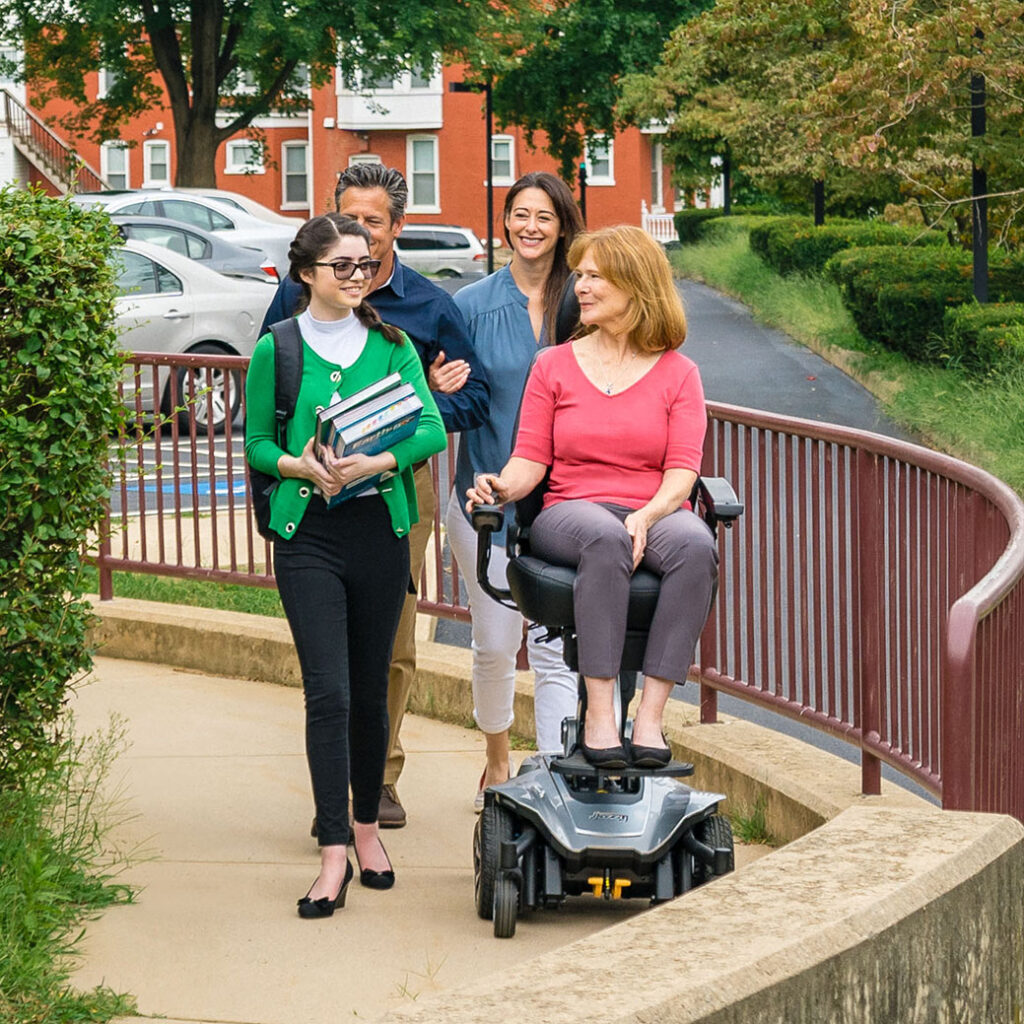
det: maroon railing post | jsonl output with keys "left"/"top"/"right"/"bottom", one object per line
{"left": 854, "top": 449, "right": 883, "bottom": 795}
{"left": 700, "top": 684, "right": 718, "bottom": 724}
{"left": 943, "top": 601, "right": 978, "bottom": 810}
{"left": 98, "top": 502, "right": 114, "bottom": 601}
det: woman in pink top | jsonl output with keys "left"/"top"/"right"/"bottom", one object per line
{"left": 466, "top": 225, "right": 718, "bottom": 770}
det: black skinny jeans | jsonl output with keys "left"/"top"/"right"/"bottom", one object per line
{"left": 274, "top": 495, "right": 409, "bottom": 847}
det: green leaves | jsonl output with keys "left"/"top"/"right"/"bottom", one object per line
{"left": 0, "top": 186, "right": 123, "bottom": 786}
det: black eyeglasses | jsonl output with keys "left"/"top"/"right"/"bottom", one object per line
{"left": 311, "top": 259, "right": 382, "bottom": 280}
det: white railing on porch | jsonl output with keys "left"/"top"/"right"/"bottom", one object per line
{"left": 641, "top": 200, "right": 677, "bottom": 245}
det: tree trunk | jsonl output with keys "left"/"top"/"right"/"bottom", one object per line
{"left": 173, "top": 115, "right": 225, "bottom": 187}
{"left": 813, "top": 179, "right": 825, "bottom": 226}
{"left": 722, "top": 149, "right": 732, "bottom": 215}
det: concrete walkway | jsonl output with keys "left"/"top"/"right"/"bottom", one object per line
{"left": 70, "top": 655, "right": 763, "bottom": 1024}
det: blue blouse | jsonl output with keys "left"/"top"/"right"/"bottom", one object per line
{"left": 452, "top": 265, "right": 547, "bottom": 540}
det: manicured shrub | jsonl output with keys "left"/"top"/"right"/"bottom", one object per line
{"left": 941, "top": 303, "right": 1024, "bottom": 373}
{"left": 674, "top": 208, "right": 725, "bottom": 244}
{"left": 0, "top": 186, "right": 124, "bottom": 784}
{"left": 751, "top": 217, "right": 946, "bottom": 277}
{"left": 825, "top": 245, "right": 1024, "bottom": 359}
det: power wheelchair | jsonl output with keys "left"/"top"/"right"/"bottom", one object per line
{"left": 469, "top": 473, "right": 744, "bottom": 938}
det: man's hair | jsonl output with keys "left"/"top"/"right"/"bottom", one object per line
{"left": 334, "top": 164, "right": 409, "bottom": 223}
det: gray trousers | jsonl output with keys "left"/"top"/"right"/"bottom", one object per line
{"left": 529, "top": 500, "right": 719, "bottom": 682}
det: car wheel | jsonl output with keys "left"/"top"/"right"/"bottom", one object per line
{"left": 437, "top": 268, "right": 461, "bottom": 279}
{"left": 165, "top": 342, "right": 241, "bottom": 434}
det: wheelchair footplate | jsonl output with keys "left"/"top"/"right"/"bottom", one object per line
{"left": 550, "top": 749, "right": 695, "bottom": 781}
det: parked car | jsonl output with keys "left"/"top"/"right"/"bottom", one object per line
{"left": 114, "top": 239, "right": 274, "bottom": 431}
{"left": 111, "top": 215, "right": 279, "bottom": 284}
{"left": 168, "top": 187, "right": 303, "bottom": 226}
{"left": 73, "top": 190, "right": 297, "bottom": 277}
{"left": 394, "top": 224, "right": 487, "bottom": 278}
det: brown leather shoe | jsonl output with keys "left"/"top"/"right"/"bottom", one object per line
{"left": 378, "top": 784, "right": 407, "bottom": 829}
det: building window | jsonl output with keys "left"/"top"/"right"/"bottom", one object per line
{"left": 97, "top": 67, "right": 118, "bottom": 99}
{"left": 225, "top": 139, "right": 265, "bottom": 175}
{"left": 101, "top": 142, "right": 129, "bottom": 189}
{"left": 407, "top": 135, "right": 439, "bottom": 212}
{"left": 0, "top": 48, "right": 22, "bottom": 91}
{"left": 584, "top": 136, "right": 614, "bottom": 186}
{"left": 143, "top": 140, "right": 170, "bottom": 187}
{"left": 367, "top": 72, "right": 394, "bottom": 91}
{"left": 490, "top": 135, "right": 515, "bottom": 186}
{"left": 282, "top": 141, "right": 308, "bottom": 207}
{"left": 410, "top": 62, "right": 432, "bottom": 89}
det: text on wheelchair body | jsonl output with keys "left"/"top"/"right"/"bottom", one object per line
{"left": 589, "top": 811, "right": 629, "bottom": 822}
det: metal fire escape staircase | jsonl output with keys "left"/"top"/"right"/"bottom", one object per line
{"left": 2, "top": 88, "right": 108, "bottom": 193}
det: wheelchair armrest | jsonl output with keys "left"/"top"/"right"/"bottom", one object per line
{"left": 695, "top": 476, "right": 744, "bottom": 531}
{"left": 470, "top": 505, "right": 518, "bottom": 609}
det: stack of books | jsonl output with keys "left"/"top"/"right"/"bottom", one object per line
{"left": 315, "top": 372, "right": 423, "bottom": 507}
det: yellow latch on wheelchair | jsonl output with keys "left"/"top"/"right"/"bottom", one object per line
{"left": 587, "top": 872, "right": 632, "bottom": 900}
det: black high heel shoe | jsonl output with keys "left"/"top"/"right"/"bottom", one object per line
{"left": 297, "top": 858, "right": 353, "bottom": 919}
{"left": 354, "top": 837, "right": 395, "bottom": 890}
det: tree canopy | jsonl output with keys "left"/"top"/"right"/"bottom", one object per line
{"left": 624, "top": 0, "right": 1024, "bottom": 235}
{"left": 0, "top": 0, "right": 533, "bottom": 186}
{"left": 487, "top": 0, "right": 711, "bottom": 181}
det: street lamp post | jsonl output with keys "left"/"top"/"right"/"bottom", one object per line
{"left": 449, "top": 77, "right": 494, "bottom": 274}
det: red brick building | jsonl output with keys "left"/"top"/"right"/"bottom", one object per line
{"left": 4, "top": 55, "right": 678, "bottom": 241}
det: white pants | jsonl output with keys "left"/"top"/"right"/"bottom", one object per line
{"left": 446, "top": 491, "right": 579, "bottom": 753}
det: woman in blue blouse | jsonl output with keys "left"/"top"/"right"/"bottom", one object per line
{"left": 446, "top": 172, "right": 585, "bottom": 808}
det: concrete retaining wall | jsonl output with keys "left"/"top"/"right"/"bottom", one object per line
{"left": 89, "top": 598, "right": 1024, "bottom": 1022}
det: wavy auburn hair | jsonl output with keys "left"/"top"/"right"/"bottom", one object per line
{"left": 568, "top": 225, "right": 687, "bottom": 353}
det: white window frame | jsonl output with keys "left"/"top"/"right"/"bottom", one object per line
{"left": 224, "top": 139, "right": 266, "bottom": 175}
{"left": 142, "top": 140, "right": 170, "bottom": 188}
{"left": 281, "top": 140, "right": 309, "bottom": 209}
{"left": 406, "top": 134, "right": 440, "bottom": 214}
{"left": 348, "top": 153, "right": 382, "bottom": 166}
{"left": 97, "top": 67, "right": 118, "bottom": 99}
{"left": 100, "top": 141, "right": 130, "bottom": 190}
{"left": 489, "top": 135, "right": 515, "bottom": 187}
{"left": 584, "top": 135, "right": 615, "bottom": 186}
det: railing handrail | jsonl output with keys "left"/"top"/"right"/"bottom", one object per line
{"left": 3, "top": 87, "right": 109, "bottom": 192}
{"left": 97, "top": 352, "right": 1024, "bottom": 822}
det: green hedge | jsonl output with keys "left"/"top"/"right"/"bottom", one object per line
{"left": 673, "top": 205, "right": 778, "bottom": 245}
{"left": 750, "top": 217, "right": 947, "bottom": 277}
{"left": 0, "top": 187, "right": 124, "bottom": 784}
{"left": 942, "top": 303, "right": 1024, "bottom": 373}
{"left": 825, "top": 245, "right": 1024, "bottom": 359}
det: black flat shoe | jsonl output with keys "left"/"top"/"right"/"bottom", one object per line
{"left": 579, "top": 741, "right": 630, "bottom": 770}
{"left": 631, "top": 737, "right": 672, "bottom": 769}
{"left": 297, "top": 859, "right": 353, "bottom": 919}
{"left": 355, "top": 839, "right": 395, "bottom": 890}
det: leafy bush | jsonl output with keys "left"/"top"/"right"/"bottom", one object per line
{"left": 941, "top": 303, "right": 1024, "bottom": 374}
{"left": 674, "top": 208, "right": 725, "bottom": 244}
{"left": 750, "top": 217, "right": 947, "bottom": 277}
{"left": 0, "top": 186, "right": 124, "bottom": 784}
{"left": 825, "top": 245, "right": 1024, "bottom": 359}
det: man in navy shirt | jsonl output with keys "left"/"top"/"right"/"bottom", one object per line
{"left": 263, "top": 164, "right": 489, "bottom": 828}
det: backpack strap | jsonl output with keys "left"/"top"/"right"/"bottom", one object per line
{"left": 268, "top": 317, "right": 303, "bottom": 447}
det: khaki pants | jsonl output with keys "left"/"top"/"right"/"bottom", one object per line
{"left": 383, "top": 462, "right": 436, "bottom": 787}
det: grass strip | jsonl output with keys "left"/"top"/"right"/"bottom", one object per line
{"left": 0, "top": 719, "right": 140, "bottom": 1024}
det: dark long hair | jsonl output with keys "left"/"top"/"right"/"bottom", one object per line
{"left": 288, "top": 213, "right": 404, "bottom": 344}
{"left": 502, "top": 172, "right": 584, "bottom": 342}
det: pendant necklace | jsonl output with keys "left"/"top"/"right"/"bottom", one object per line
{"left": 601, "top": 350, "right": 638, "bottom": 394}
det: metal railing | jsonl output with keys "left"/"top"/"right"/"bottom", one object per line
{"left": 96, "top": 352, "right": 1024, "bottom": 821}
{"left": 2, "top": 88, "right": 108, "bottom": 193}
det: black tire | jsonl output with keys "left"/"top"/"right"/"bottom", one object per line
{"left": 437, "top": 268, "right": 461, "bottom": 279}
{"left": 692, "top": 814, "right": 734, "bottom": 886}
{"left": 474, "top": 801, "right": 514, "bottom": 921}
{"left": 166, "top": 342, "right": 240, "bottom": 434}
{"left": 493, "top": 876, "right": 519, "bottom": 938}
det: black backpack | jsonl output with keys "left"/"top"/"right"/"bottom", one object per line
{"left": 248, "top": 318, "right": 303, "bottom": 540}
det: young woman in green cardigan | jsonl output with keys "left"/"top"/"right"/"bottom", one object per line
{"left": 245, "top": 214, "right": 445, "bottom": 918}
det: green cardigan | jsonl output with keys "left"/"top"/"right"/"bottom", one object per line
{"left": 244, "top": 324, "right": 446, "bottom": 541}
